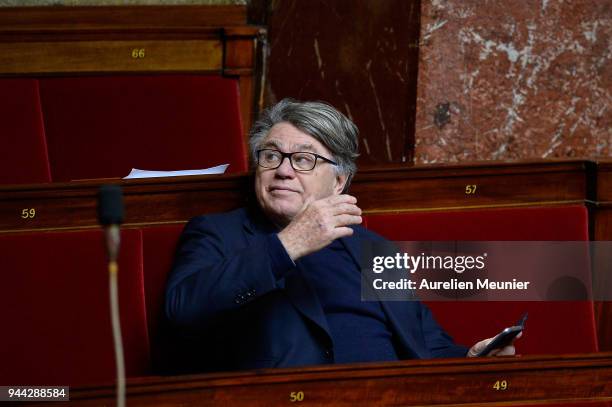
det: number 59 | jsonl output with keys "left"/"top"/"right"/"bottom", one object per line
{"left": 21, "top": 208, "right": 36, "bottom": 219}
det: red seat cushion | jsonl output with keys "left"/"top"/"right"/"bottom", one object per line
{"left": 365, "top": 205, "right": 598, "bottom": 355}
{"left": 39, "top": 75, "right": 247, "bottom": 182}
{"left": 0, "top": 229, "right": 150, "bottom": 386}
{"left": 0, "top": 79, "right": 51, "bottom": 184}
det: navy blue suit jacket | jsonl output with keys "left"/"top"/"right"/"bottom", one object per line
{"left": 165, "top": 207, "right": 467, "bottom": 372}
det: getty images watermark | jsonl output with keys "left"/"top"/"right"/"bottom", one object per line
{"left": 360, "top": 241, "right": 612, "bottom": 301}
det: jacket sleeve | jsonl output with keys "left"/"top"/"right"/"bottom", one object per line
{"left": 165, "top": 215, "right": 294, "bottom": 328}
{"left": 418, "top": 302, "right": 469, "bottom": 358}
{"left": 359, "top": 227, "right": 468, "bottom": 359}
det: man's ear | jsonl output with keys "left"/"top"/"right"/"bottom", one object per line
{"left": 333, "top": 173, "right": 348, "bottom": 195}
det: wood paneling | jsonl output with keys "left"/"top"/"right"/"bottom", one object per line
{"left": 0, "top": 160, "right": 595, "bottom": 234}
{"left": 594, "top": 159, "right": 612, "bottom": 351}
{"left": 596, "top": 159, "right": 612, "bottom": 213}
{"left": 0, "top": 5, "right": 266, "bottom": 162}
{"left": 0, "top": 5, "right": 247, "bottom": 31}
{"left": 0, "top": 40, "right": 223, "bottom": 74}
{"left": 30, "top": 353, "right": 612, "bottom": 406}
{"left": 353, "top": 160, "right": 591, "bottom": 213}
{"left": 0, "top": 175, "right": 249, "bottom": 233}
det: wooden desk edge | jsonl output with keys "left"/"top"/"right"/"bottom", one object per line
{"left": 68, "top": 353, "right": 612, "bottom": 399}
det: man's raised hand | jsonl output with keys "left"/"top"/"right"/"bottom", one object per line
{"left": 278, "top": 195, "right": 362, "bottom": 261}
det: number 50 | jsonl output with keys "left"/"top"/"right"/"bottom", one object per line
{"left": 289, "top": 391, "right": 304, "bottom": 402}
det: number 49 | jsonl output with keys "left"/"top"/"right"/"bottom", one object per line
{"left": 493, "top": 380, "right": 508, "bottom": 390}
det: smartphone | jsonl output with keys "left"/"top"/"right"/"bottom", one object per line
{"left": 476, "top": 313, "right": 528, "bottom": 357}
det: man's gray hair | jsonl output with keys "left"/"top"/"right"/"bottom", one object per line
{"left": 249, "top": 99, "right": 359, "bottom": 190}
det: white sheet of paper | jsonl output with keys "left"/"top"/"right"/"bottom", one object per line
{"left": 123, "top": 164, "right": 229, "bottom": 179}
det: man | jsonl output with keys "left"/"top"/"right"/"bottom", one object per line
{"left": 165, "top": 99, "right": 515, "bottom": 372}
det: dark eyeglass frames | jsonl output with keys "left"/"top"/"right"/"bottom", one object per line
{"left": 256, "top": 149, "right": 337, "bottom": 172}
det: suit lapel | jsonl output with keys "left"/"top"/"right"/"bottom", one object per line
{"left": 341, "top": 228, "right": 429, "bottom": 359}
{"left": 242, "top": 209, "right": 332, "bottom": 340}
{"left": 285, "top": 266, "right": 332, "bottom": 339}
{"left": 242, "top": 209, "right": 427, "bottom": 357}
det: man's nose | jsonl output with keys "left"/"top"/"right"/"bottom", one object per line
{"left": 275, "top": 156, "right": 296, "bottom": 177}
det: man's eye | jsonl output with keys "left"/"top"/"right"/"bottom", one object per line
{"left": 293, "top": 154, "right": 314, "bottom": 164}
{"left": 264, "top": 151, "right": 280, "bottom": 161}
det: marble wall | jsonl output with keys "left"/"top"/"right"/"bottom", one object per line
{"left": 415, "top": 0, "right": 611, "bottom": 163}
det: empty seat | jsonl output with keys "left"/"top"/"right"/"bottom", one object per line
{"left": 0, "top": 229, "right": 151, "bottom": 386}
{"left": 39, "top": 75, "right": 247, "bottom": 182}
{"left": 141, "top": 224, "right": 184, "bottom": 372}
{"left": 0, "top": 79, "right": 52, "bottom": 184}
{"left": 365, "top": 205, "right": 598, "bottom": 355}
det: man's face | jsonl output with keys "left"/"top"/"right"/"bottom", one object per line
{"left": 255, "top": 122, "right": 346, "bottom": 227}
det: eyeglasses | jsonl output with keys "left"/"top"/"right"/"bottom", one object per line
{"left": 256, "top": 149, "right": 338, "bottom": 172}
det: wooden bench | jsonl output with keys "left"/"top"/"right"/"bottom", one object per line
{"left": 1, "top": 159, "right": 610, "bottom": 387}
{"left": 0, "top": 5, "right": 265, "bottom": 183}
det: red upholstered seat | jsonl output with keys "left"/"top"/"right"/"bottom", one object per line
{"left": 0, "top": 229, "right": 150, "bottom": 386}
{"left": 141, "top": 224, "right": 184, "bottom": 372}
{"left": 39, "top": 75, "right": 247, "bottom": 182}
{"left": 365, "top": 205, "right": 590, "bottom": 241}
{"left": 0, "top": 79, "right": 52, "bottom": 184}
{"left": 365, "top": 205, "right": 599, "bottom": 355}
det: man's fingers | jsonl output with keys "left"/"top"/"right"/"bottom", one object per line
{"left": 324, "top": 194, "right": 357, "bottom": 206}
{"left": 331, "top": 203, "right": 362, "bottom": 216}
{"left": 334, "top": 214, "right": 362, "bottom": 227}
{"left": 467, "top": 338, "right": 488, "bottom": 357}
{"left": 331, "top": 226, "right": 354, "bottom": 239}
{"left": 281, "top": 194, "right": 361, "bottom": 261}
{"left": 494, "top": 345, "right": 516, "bottom": 356}
{"left": 301, "top": 195, "right": 357, "bottom": 216}
{"left": 469, "top": 333, "right": 521, "bottom": 357}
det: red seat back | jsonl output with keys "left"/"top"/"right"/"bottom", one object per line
{"left": 0, "top": 229, "right": 150, "bottom": 386}
{"left": 141, "top": 224, "right": 184, "bottom": 372}
{"left": 39, "top": 75, "right": 247, "bottom": 182}
{"left": 365, "top": 205, "right": 598, "bottom": 354}
{"left": 0, "top": 79, "right": 52, "bottom": 184}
